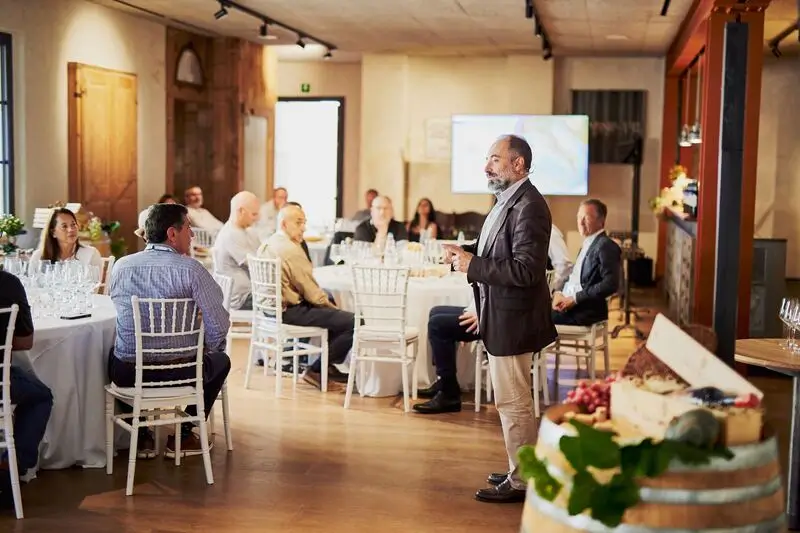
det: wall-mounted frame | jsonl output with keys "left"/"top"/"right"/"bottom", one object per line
{"left": 175, "top": 43, "right": 204, "bottom": 88}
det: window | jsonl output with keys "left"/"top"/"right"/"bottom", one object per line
{"left": 0, "top": 33, "right": 14, "bottom": 214}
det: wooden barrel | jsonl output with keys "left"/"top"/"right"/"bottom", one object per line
{"left": 520, "top": 405, "right": 786, "bottom": 532}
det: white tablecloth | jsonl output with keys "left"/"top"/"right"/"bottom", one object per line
{"left": 306, "top": 239, "right": 329, "bottom": 267}
{"left": 17, "top": 295, "right": 116, "bottom": 469}
{"left": 313, "top": 265, "right": 474, "bottom": 397}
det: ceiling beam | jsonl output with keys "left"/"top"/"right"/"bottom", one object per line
{"left": 666, "top": 0, "right": 716, "bottom": 74}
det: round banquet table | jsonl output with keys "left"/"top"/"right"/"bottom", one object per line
{"left": 16, "top": 294, "right": 116, "bottom": 469}
{"left": 313, "top": 265, "right": 475, "bottom": 397}
{"left": 306, "top": 239, "right": 329, "bottom": 267}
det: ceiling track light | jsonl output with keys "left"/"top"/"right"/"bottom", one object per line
{"left": 525, "top": 0, "right": 534, "bottom": 18}
{"left": 323, "top": 50, "right": 333, "bottom": 60}
{"left": 214, "top": 1, "right": 228, "bottom": 20}
{"left": 211, "top": 0, "right": 337, "bottom": 53}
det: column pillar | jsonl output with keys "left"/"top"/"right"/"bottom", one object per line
{"left": 655, "top": 76, "right": 679, "bottom": 280}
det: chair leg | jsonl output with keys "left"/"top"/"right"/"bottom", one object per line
{"left": 321, "top": 332, "right": 329, "bottom": 393}
{"left": 244, "top": 339, "right": 256, "bottom": 389}
{"left": 474, "top": 347, "right": 482, "bottom": 413}
{"left": 126, "top": 420, "right": 140, "bottom": 496}
{"left": 105, "top": 394, "right": 114, "bottom": 475}
{"left": 532, "top": 361, "right": 541, "bottom": 418}
{"left": 5, "top": 419, "right": 23, "bottom": 519}
{"left": 603, "top": 327, "right": 610, "bottom": 376}
{"left": 411, "top": 341, "right": 419, "bottom": 400}
{"left": 540, "top": 354, "right": 551, "bottom": 406}
{"left": 197, "top": 412, "right": 214, "bottom": 486}
{"left": 344, "top": 356, "right": 357, "bottom": 409}
{"left": 486, "top": 359, "right": 493, "bottom": 403}
{"left": 401, "top": 357, "right": 411, "bottom": 413}
{"left": 174, "top": 413, "right": 182, "bottom": 467}
{"left": 589, "top": 343, "right": 597, "bottom": 381}
{"left": 221, "top": 381, "right": 233, "bottom": 451}
{"left": 553, "top": 341, "right": 561, "bottom": 393}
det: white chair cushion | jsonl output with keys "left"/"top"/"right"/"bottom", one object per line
{"left": 106, "top": 384, "right": 198, "bottom": 400}
{"left": 357, "top": 326, "right": 419, "bottom": 342}
{"left": 282, "top": 324, "right": 327, "bottom": 338}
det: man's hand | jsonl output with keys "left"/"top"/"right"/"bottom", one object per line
{"left": 442, "top": 244, "right": 473, "bottom": 273}
{"left": 553, "top": 294, "right": 577, "bottom": 312}
{"left": 459, "top": 310, "right": 479, "bottom": 334}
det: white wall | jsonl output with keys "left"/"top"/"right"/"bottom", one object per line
{"left": 1, "top": 0, "right": 166, "bottom": 223}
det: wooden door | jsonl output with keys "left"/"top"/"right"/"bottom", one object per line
{"left": 68, "top": 63, "right": 138, "bottom": 250}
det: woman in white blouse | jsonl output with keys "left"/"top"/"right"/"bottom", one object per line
{"left": 29, "top": 208, "right": 103, "bottom": 269}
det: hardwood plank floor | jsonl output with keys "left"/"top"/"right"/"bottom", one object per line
{"left": 1, "top": 289, "right": 794, "bottom": 532}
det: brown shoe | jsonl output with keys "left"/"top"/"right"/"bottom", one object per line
{"left": 164, "top": 432, "right": 212, "bottom": 458}
{"left": 302, "top": 369, "right": 344, "bottom": 392}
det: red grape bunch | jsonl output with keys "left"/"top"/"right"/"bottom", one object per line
{"left": 564, "top": 375, "right": 617, "bottom": 414}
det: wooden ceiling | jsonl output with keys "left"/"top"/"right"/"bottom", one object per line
{"left": 90, "top": 0, "right": 799, "bottom": 61}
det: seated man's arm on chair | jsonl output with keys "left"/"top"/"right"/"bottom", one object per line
{"left": 191, "top": 267, "right": 231, "bottom": 352}
{"left": 575, "top": 240, "right": 621, "bottom": 305}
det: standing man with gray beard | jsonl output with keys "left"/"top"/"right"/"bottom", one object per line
{"left": 443, "top": 135, "right": 556, "bottom": 503}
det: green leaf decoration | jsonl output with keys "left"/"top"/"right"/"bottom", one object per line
{"left": 567, "top": 470, "right": 599, "bottom": 515}
{"left": 661, "top": 440, "right": 734, "bottom": 466}
{"left": 620, "top": 438, "right": 672, "bottom": 478}
{"left": 589, "top": 474, "right": 640, "bottom": 527}
{"left": 517, "top": 445, "right": 562, "bottom": 502}
{"left": 560, "top": 419, "right": 621, "bottom": 471}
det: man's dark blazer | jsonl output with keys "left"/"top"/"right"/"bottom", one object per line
{"left": 557, "top": 232, "right": 621, "bottom": 326}
{"left": 464, "top": 180, "right": 557, "bottom": 357}
{"left": 353, "top": 219, "right": 408, "bottom": 242}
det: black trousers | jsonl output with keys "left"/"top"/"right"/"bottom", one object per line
{"left": 108, "top": 349, "right": 231, "bottom": 435}
{"left": 282, "top": 303, "right": 354, "bottom": 373}
{"left": 551, "top": 309, "right": 581, "bottom": 326}
{"left": 428, "top": 306, "right": 480, "bottom": 391}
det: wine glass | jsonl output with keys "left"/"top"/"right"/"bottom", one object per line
{"left": 329, "top": 244, "right": 342, "bottom": 265}
{"left": 780, "top": 298, "right": 795, "bottom": 348}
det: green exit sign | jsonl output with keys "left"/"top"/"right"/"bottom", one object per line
{"left": 300, "top": 83, "right": 311, "bottom": 93}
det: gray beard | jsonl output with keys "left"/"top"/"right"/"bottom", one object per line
{"left": 487, "top": 177, "right": 512, "bottom": 194}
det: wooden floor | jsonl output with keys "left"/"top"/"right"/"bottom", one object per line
{"left": 1, "top": 288, "right": 795, "bottom": 532}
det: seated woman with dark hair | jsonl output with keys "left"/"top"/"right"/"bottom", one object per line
{"left": 29, "top": 208, "right": 103, "bottom": 269}
{"left": 407, "top": 198, "right": 438, "bottom": 242}
{"left": 158, "top": 194, "right": 176, "bottom": 204}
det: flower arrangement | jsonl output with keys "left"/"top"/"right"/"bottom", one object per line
{"left": 0, "top": 214, "right": 25, "bottom": 254}
{"left": 649, "top": 164, "right": 693, "bottom": 217}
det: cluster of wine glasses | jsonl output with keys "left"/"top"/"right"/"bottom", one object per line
{"left": 779, "top": 297, "right": 800, "bottom": 352}
{"left": 328, "top": 238, "right": 445, "bottom": 268}
{"left": 3, "top": 255, "right": 100, "bottom": 318}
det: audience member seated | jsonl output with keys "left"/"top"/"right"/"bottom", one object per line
{"left": 184, "top": 186, "right": 223, "bottom": 232}
{"left": 29, "top": 208, "right": 103, "bottom": 269}
{"left": 0, "top": 271, "right": 53, "bottom": 505}
{"left": 353, "top": 195, "right": 408, "bottom": 244}
{"left": 413, "top": 302, "right": 480, "bottom": 414}
{"left": 157, "top": 194, "right": 176, "bottom": 204}
{"left": 407, "top": 198, "right": 439, "bottom": 242}
{"left": 213, "top": 192, "right": 262, "bottom": 310}
{"left": 412, "top": 223, "right": 576, "bottom": 414}
{"left": 352, "top": 188, "right": 378, "bottom": 222}
{"left": 549, "top": 223, "right": 573, "bottom": 291}
{"left": 285, "top": 201, "right": 312, "bottom": 262}
{"left": 109, "top": 203, "right": 231, "bottom": 458}
{"left": 256, "top": 187, "right": 288, "bottom": 241}
{"left": 258, "top": 205, "right": 353, "bottom": 388}
{"left": 551, "top": 199, "right": 621, "bottom": 326}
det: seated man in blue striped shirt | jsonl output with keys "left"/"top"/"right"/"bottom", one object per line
{"left": 109, "top": 203, "right": 231, "bottom": 459}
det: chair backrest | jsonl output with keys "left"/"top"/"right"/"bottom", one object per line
{"left": 247, "top": 255, "right": 283, "bottom": 328}
{"left": 97, "top": 256, "right": 116, "bottom": 295}
{"left": 191, "top": 228, "right": 217, "bottom": 258}
{"left": 0, "top": 305, "right": 19, "bottom": 413}
{"left": 351, "top": 265, "right": 410, "bottom": 342}
{"left": 130, "top": 296, "right": 205, "bottom": 391}
{"left": 212, "top": 272, "right": 234, "bottom": 311}
{"left": 546, "top": 269, "right": 555, "bottom": 294}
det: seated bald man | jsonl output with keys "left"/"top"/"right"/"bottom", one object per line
{"left": 258, "top": 204, "right": 353, "bottom": 388}
{"left": 213, "top": 191, "right": 262, "bottom": 310}
{"left": 353, "top": 195, "right": 408, "bottom": 243}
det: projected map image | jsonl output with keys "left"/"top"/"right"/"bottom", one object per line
{"left": 450, "top": 114, "right": 589, "bottom": 196}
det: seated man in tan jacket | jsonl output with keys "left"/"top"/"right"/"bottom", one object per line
{"left": 258, "top": 204, "right": 354, "bottom": 389}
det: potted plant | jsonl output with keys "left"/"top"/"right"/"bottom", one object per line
{"left": 0, "top": 214, "right": 25, "bottom": 254}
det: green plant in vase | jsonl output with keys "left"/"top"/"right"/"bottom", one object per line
{"left": 0, "top": 214, "right": 25, "bottom": 254}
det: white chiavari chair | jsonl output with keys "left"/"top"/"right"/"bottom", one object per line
{"left": 345, "top": 265, "right": 419, "bottom": 412}
{"left": 549, "top": 321, "right": 610, "bottom": 391}
{"left": 245, "top": 256, "right": 329, "bottom": 395}
{"left": 104, "top": 297, "right": 214, "bottom": 496}
{"left": 209, "top": 273, "right": 234, "bottom": 451}
{"left": 97, "top": 256, "right": 116, "bottom": 295}
{"left": 0, "top": 305, "right": 23, "bottom": 519}
{"left": 191, "top": 228, "right": 216, "bottom": 258}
